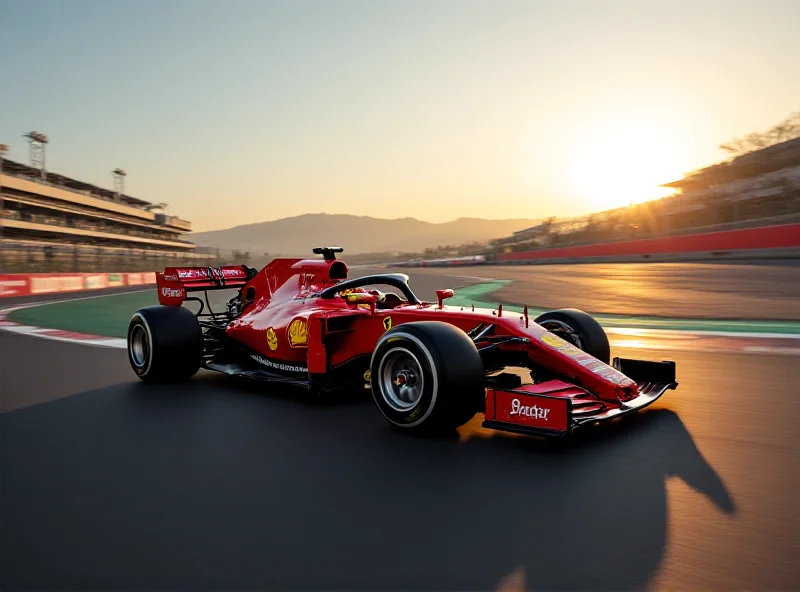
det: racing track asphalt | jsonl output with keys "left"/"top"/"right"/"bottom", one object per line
{"left": 1, "top": 268, "right": 799, "bottom": 590}
{"left": 402, "top": 260, "right": 800, "bottom": 321}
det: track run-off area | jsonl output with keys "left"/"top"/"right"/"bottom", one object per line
{"left": 1, "top": 262, "right": 799, "bottom": 590}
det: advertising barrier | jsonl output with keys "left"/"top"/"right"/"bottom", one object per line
{"left": 0, "top": 272, "right": 157, "bottom": 298}
{"left": 495, "top": 223, "right": 800, "bottom": 263}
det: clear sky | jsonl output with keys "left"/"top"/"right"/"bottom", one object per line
{"left": 1, "top": 0, "right": 798, "bottom": 232}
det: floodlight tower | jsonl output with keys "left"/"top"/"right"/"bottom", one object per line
{"left": 0, "top": 142, "right": 7, "bottom": 185}
{"left": 0, "top": 143, "right": 8, "bottom": 269}
{"left": 24, "top": 131, "right": 48, "bottom": 181}
{"left": 113, "top": 168, "right": 127, "bottom": 199}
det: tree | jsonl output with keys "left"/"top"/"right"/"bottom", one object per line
{"left": 539, "top": 216, "right": 557, "bottom": 234}
{"left": 719, "top": 111, "right": 800, "bottom": 157}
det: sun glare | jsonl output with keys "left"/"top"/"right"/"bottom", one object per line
{"left": 570, "top": 122, "right": 687, "bottom": 211}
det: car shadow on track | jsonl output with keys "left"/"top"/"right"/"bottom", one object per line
{"left": 1, "top": 373, "right": 735, "bottom": 591}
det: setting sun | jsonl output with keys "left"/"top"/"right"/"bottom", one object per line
{"left": 570, "top": 122, "right": 688, "bottom": 211}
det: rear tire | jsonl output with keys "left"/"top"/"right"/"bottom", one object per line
{"left": 369, "top": 321, "right": 485, "bottom": 434}
{"left": 534, "top": 308, "right": 610, "bottom": 364}
{"left": 127, "top": 305, "right": 203, "bottom": 382}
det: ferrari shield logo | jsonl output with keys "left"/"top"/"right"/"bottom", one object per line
{"left": 383, "top": 316, "right": 392, "bottom": 331}
{"left": 266, "top": 327, "right": 278, "bottom": 351}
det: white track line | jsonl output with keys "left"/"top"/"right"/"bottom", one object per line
{"left": 0, "top": 323, "right": 126, "bottom": 348}
{"left": 440, "top": 274, "right": 502, "bottom": 282}
{"left": 603, "top": 326, "right": 800, "bottom": 340}
{"left": 742, "top": 346, "right": 800, "bottom": 356}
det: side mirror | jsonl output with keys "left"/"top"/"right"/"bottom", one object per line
{"left": 436, "top": 289, "right": 455, "bottom": 308}
{"left": 342, "top": 292, "right": 377, "bottom": 313}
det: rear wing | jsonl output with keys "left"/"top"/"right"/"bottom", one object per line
{"left": 156, "top": 265, "right": 255, "bottom": 306}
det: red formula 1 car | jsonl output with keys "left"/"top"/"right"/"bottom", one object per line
{"left": 127, "top": 247, "right": 677, "bottom": 436}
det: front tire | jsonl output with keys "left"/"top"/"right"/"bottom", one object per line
{"left": 127, "top": 305, "right": 203, "bottom": 382}
{"left": 369, "top": 321, "right": 485, "bottom": 434}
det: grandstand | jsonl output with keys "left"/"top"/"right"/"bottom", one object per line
{"left": 0, "top": 149, "right": 211, "bottom": 273}
{"left": 487, "top": 135, "right": 800, "bottom": 255}
{"left": 660, "top": 136, "right": 800, "bottom": 219}
{"left": 386, "top": 134, "right": 800, "bottom": 264}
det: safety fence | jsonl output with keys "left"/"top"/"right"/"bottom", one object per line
{"left": 0, "top": 271, "right": 156, "bottom": 298}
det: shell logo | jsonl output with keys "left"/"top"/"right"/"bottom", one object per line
{"left": 266, "top": 327, "right": 278, "bottom": 351}
{"left": 287, "top": 318, "right": 309, "bottom": 348}
{"left": 540, "top": 332, "right": 569, "bottom": 350}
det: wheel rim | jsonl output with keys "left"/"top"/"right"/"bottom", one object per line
{"left": 379, "top": 347, "right": 424, "bottom": 411}
{"left": 540, "top": 319, "right": 583, "bottom": 349}
{"left": 129, "top": 324, "right": 150, "bottom": 369}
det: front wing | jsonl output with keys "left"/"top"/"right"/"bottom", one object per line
{"left": 482, "top": 357, "right": 678, "bottom": 437}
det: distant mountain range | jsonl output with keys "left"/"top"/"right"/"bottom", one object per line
{"left": 188, "top": 213, "right": 541, "bottom": 256}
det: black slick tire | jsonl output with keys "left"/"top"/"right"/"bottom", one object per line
{"left": 127, "top": 305, "right": 203, "bottom": 382}
{"left": 534, "top": 308, "right": 610, "bottom": 364}
{"left": 369, "top": 321, "right": 485, "bottom": 434}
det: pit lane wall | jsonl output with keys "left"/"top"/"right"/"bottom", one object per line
{"left": 0, "top": 272, "right": 156, "bottom": 298}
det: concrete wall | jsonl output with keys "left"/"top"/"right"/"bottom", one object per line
{"left": 495, "top": 223, "right": 800, "bottom": 265}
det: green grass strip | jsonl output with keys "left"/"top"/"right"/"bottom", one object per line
{"left": 9, "top": 292, "right": 157, "bottom": 338}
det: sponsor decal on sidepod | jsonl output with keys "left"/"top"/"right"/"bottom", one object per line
{"left": 250, "top": 353, "right": 307, "bottom": 374}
